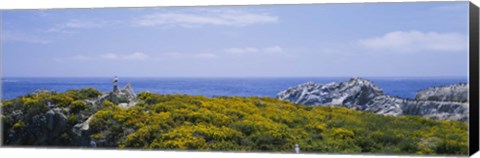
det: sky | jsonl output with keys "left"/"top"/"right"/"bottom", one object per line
{"left": 1, "top": 2, "right": 470, "bottom": 77}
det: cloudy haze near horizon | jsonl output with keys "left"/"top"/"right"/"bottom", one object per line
{"left": 1, "top": 2, "right": 469, "bottom": 77}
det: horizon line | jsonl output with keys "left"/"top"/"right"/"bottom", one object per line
{"left": 1, "top": 75, "right": 469, "bottom": 78}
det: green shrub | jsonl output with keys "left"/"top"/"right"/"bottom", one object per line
{"left": 13, "top": 121, "right": 25, "bottom": 129}
{"left": 70, "top": 100, "right": 88, "bottom": 113}
{"left": 1, "top": 90, "right": 469, "bottom": 155}
{"left": 87, "top": 93, "right": 466, "bottom": 155}
{"left": 102, "top": 100, "right": 115, "bottom": 107}
{"left": 65, "top": 88, "right": 102, "bottom": 100}
{"left": 67, "top": 115, "right": 79, "bottom": 126}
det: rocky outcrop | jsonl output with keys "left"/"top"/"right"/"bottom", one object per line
{"left": 4, "top": 108, "right": 68, "bottom": 146}
{"left": 121, "top": 83, "right": 137, "bottom": 101}
{"left": 71, "top": 116, "right": 94, "bottom": 146}
{"left": 415, "top": 83, "right": 468, "bottom": 102}
{"left": 277, "top": 78, "right": 384, "bottom": 107}
{"left": 2, "top": 82, "right": 138, "bottom": 147}
{"left": 277, "top": 77, "right": 469, "bottom": 121}
{"left": 102, "top": 83, "right": 137, "bottom": 107}
{"left": 71, "top": 83, "right": 138, "bottom": 146}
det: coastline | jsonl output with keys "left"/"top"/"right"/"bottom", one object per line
{"left": 1, "top": 77, "right": 468, "bottom": 100}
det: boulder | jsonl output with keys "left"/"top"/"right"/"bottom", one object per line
{"left": 277, "top": 77, "right": 384, "bottom": 107}
{"left": 277, "top": 77, "right": 469, "bottom": 121}
{"left": 71, "top": 116, "right": 94, "bottom": 146}
{"left": 415, "top": 83, "right": 468, "bottom": 102}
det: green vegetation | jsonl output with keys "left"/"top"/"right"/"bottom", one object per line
{"left": 0, "top": 89, "right": 468, "bottom": 155}
{"left": 70, "top": 100, "right": 88, "bottom": 114}
{"left": 65, "top": 88, "right": 102, "bottom": 100}
{"left": 1, "top": 90, "right": 95, "bottom": 116}
{"left": 86, "top": 92, "right": 468, "bottom": 155}
{"left": 13, "top": 121, "right": 25, "bottom": 129}
{"left": 1, "top": 89, "right": 99, "bottom": 143}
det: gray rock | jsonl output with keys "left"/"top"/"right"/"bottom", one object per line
{"left": 121, "top": 83, "right": 137, "bottom": 101}
{"left": 46, "top": 109, "right": 68, "bottom": 143}
{"left": 101, "top": 82, "right": 137, "bottom": 105}
{"left": 415, "top": 83, "right": 468, "bottom": 102}
{"left": 30, "top": 114, "right": 48, "bottom": 144}
{"left": 90, "top": 140, "right": 97, "bottom": 148}
{"left": 3, "top": 84, "right": 139, "bottom": 146}
{"left": 46, "top": 110, "right": 55, "bottom": 131}
{"left": 71, "top": 115, "right": 96, "bottom": 146}
{"left": 11, "top": 110, "right": 24, "bottom": 121}
{"left": 278, "top": 78, "right": 384, "bottom": 107}
{"left": 5, "top": 107, "right": 69, "bottom": 146}
{"left": 277, "top": 77, "right": 469, "bottom": 121}
{"left": 54, "top": 109, "right": 68, "bottom": 133}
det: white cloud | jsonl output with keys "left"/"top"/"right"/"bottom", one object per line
{"left": 101, "top": 53, "right": 119, "bottom": 60}
{"left": 225, "top": 47, "right": 259, "bottom": 54}
{"left": 2, "top": 31, "right": 50, "bottom": 44}
{"left": 101, "top": 52, "right": 149, "bottom": 61}
{"left": 133, "top": 9, "right": 278, "bottom": 27}
{"left": 59, "top": 52, "right": 149, "bottom": 62}
{"left": 123, "top": 52, "right": 149, "bottom": 60}
{"left": 72, "top": 55, "right": 92, "bottom": 61}
{"left": 45, "top": 19, "right": 118, "bottom": 35}
{"left": 45, "top": 28, "right": 76, "bottom": 34}
{"left": 192, "top": 53, "right": 218, "bottom": 59}
{"left": 263, "top": 46, "right": 284, "bottom": 54}
{"left": 225, "top": 46, "right": 286, "bottom": 55}
{"left": 64, "top": 19, "right": 109, "bottom": 29}
{"left": 161, "top": 52, "right": 183, "bottom": 58}
{"left": 156, "top": 52, "right": 218, "bottom": 60}
{"left": 432, "top": 3, "right": 467, "bottom": 11}
{"left": 357, "top": 30, "right": 467, "bottom": 53}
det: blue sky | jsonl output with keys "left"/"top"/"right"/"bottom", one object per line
{"left": 1, "top": 2, "right": 470, "bottom": 77}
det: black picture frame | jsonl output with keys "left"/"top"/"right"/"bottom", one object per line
{"left": 469, "top": 1, "right": 479, "bottom": 156}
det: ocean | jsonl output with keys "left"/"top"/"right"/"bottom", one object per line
{"left": 1, "top": 77, "right": 468, "bottom": 100}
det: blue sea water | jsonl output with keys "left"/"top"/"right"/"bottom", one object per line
{"left": 1, "top": 77, "right": 468, "bottom": 100}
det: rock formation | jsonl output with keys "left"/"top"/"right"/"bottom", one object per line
{"left": 71, "top": 116, "right": 94, "bottom": 146}
{"left": 2, "top": 80, "right": 138, "bottom": 147}
{"left": 105, "top": 83, "right": 137, "bottom": 106}
{"left": 3, "top": 108, "right": 68, "bottom": 146}
{"left": 277, "top": 77, "right": 469, "bottom": 121}
{"left": 72, "top": 83, "right": 137, "bottom": 146}
{"left": 415, "top": 83, "right": 468, "bottom": 102}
